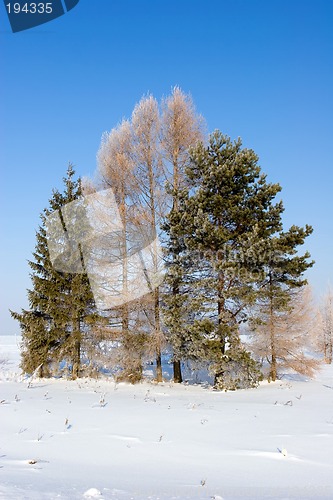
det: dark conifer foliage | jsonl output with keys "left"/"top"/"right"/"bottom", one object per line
{"left": 11, "top": 165, "right": 98, "bottom": 378}
{"left": 163, "top": 131, "right": 313, "bottom": 389}
{"left": 250, "top": 226, "right": 314, "bottom": 380}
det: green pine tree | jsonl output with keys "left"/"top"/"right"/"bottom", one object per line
{"left": 165, "top": 131, "right": 286, "bottom": 389}
{"left": 163, "top": 188, "right": 209, "bottom": 378}
{"left": 11, "top": 165, "right": 99, "bottom": 378}
{"left": 250, "top": 226, "right": 314, "bottom": 381}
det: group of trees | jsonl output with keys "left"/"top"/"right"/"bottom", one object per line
{"left": 163, "top": 131, "right": 320, "bottom": 388}
{"left": 12, "top": 88, "right": 331, "bottom": 388}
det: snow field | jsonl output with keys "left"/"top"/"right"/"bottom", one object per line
{"left": 1, "top": 336, "right": 333, "bottom": 499}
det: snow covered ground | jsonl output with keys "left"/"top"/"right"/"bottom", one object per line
{"left": 1, "top": 335, "right": 333, "bottom": 499}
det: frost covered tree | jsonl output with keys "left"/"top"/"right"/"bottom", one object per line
{"left": 97, "top": 120, "right": 149, "bottom": 382}
{"left": 130, "top": 95, "right": 165, "bottom": 381}
{"left": 11, "top": 166, "right": 99, "bottom": 378}
{"left": 94, "top": 88, "right": 204, "bottom": 383}
{"left": 250, "top": 285, "right": 320, "bottom": 379}
{"left": 318, "top": 288, "right": 333, "bottom": 364}
{"left": 95, "top": 96, "right": 166, "bottom": 382}
{"left": 161, "top": 87, "right": 204, "bottom": 382}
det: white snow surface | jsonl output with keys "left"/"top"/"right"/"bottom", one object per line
{"left": 1, "top": 335, "right": 333, "bottom": 499}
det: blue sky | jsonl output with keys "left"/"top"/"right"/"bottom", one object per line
{"left": 1, "top": 0, "right": 332, "bottom": 334}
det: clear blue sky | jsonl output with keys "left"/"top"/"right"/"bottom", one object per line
{"left": 1, "top": 0, "right": 332, "bottom": 334}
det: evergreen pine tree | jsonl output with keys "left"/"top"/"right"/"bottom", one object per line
{"left": 163, "top": 190, "right": 208, "bottom": 373}
{"left": 166, "top": 131, "right": 285, "bottom": 389}
{"left": 249, "top": 227, "right": 314, "bottom": 380}
{"left": 11, "top": 165, "right": 98, "bottom": 378}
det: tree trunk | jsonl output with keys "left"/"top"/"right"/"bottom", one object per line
{"left": 214, "top": 268, "right": 226, "bottom": 387}
{"left": 171, "top": 277, "right": 183, "bottom": 383}
{"left": 269, "top": 352, "right": 277, "bottom": 382}
{"left": 156, "top": 352, "right": 162, "bottom": 382}
{"left": 269, "top": 292, "right": 277, "bottom": 381}
{"left": 155, "top": 287, "right": 163, "bottom": 382}
{"left": 267, "top": 276, "right": 278, "bottom": 382}
{"left": 72, "top": 316, "right": 81, "bottom": 379}
{"left": 173, "top": 359, "right": 182, "bottom": 383}
{"left": 327, "top": 340, "right": 333, "bottom": 364}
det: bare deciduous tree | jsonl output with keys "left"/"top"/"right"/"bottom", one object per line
{"left": 131, "top": 95, "right": 165, "bottom": 382}
{"left": 161, "top": 86, "right": 205, "bottom": 197}
{"left": 161, "top": 87, "right": 205, "bottom": 382}
{"left": 250, "top": 285, "right": 320, "bottom": 379}
{"left": 91, "top": 89, "right": 205, "bottom": 383}
{"left": 318, "top": 288, "right": 333, "bottom": 364}
{"left": 96, "top": 120, "right": 147, "bottom": 381}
